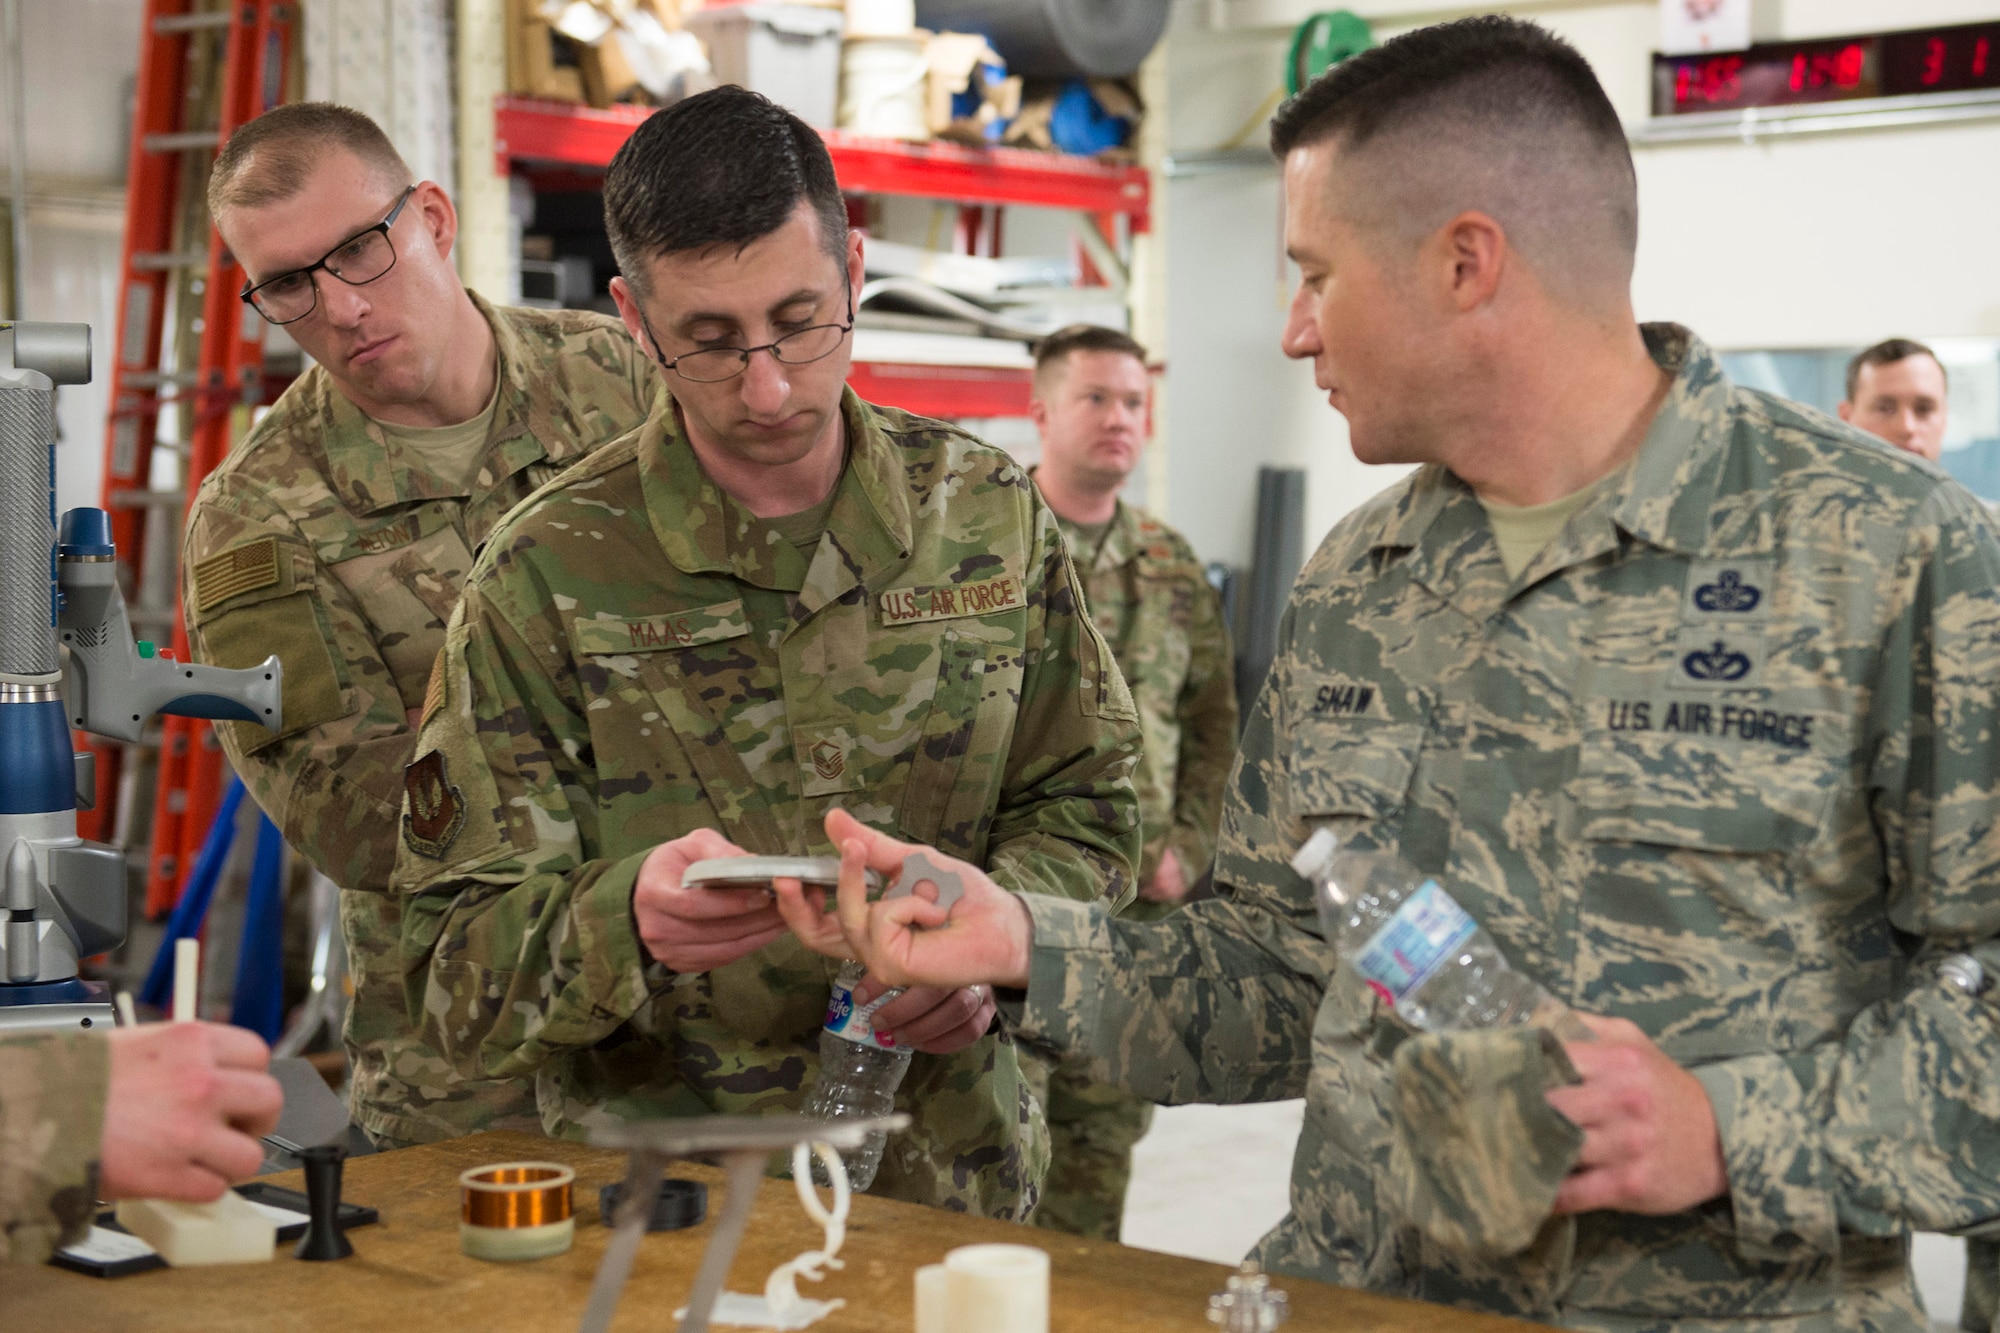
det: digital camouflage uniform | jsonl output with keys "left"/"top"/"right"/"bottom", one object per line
{"left": 182, "top": 296, "right": 657, "bottom": 1147}
{"left": 1007, "top": 326, "right": 2000, "bottom": 1330}
{"left": 0, "top": 1031, "right": 107, "bottom": 1264}
{"left": 1024, "top": 498, "right": 1236, "bottom": 1239}
{"left": 390, "top": 387, "right": 1141, "bottom": 1220}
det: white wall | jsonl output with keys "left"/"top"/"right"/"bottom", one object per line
{"left": 1163, "top": 0, "right": 2000, "bottom": 562}
{"left": 1158, "top": 7, "right": 1415, "bottom": 569}
{"left": 4, "top": 0, "right": 143, "bottom": 517}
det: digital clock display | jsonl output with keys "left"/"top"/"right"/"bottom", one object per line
{"left": 1654, "top": 20, "right": 2000, "bottom": 117}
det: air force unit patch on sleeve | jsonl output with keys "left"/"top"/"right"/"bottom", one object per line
{"left": 403, "top": 749, "right": 466, "bottom": 859}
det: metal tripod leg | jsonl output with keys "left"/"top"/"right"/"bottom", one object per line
{"left": 275, "top": 870, "right": 344, "bottom": 1059}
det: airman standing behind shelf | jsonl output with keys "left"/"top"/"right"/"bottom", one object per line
{"left": 1023, "top": 324, "right": 1237, "bottom": 1239}
{"left": 1, "top": 1025, "right": 282, "bottom": 1264}
{"left": 182, "top": 103, "right": 659, "bottom": 1148}
{"left": 777, "top": 18, "right": 2000, "bottom": 1330}
{"left": 388, "top": 87, "right": 1141, "bottom": 1220}
{"left": 1838, "top": 337, "right": 1949, "bottom": 463}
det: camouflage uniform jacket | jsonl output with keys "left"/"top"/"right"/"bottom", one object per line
{"left": 391, "top": 387, "right": 1141, "bottom": 1219}
{"left": 0, "top": 1031, "right": 107, "bottom": 1263}
{"left": 1008, "top": 326, "right": 2000, "bottom": 1330}
{"left": 1051, "top": 494, "right": 1237, "bottom": 919}
{"left": 183, "top": 296, "right": 658, "bottom": 1145}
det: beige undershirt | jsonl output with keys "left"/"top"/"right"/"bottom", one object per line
{"left": 1477, "top": 480, "right": 1606, "bottom": 580}
{"left": 369, "top": 367, "right": 503, "bottom": 493}
{"left": 764, "top": 488, "right": 839, "bottom": 560}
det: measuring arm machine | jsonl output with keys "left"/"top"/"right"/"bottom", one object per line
{"left": 0, "top": 321, "right": 282, "bottom": 1031}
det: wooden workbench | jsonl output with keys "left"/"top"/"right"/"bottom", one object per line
{"left": 7, "top": 1130, "right": 1533, "bottom": 1332}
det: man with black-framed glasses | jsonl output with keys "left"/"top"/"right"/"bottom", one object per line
{"left": 388, "top": 86, "right": 1142, "bottom": 1220}
{"left": 181, "top": 102, "right": 659, "bottom": 1151}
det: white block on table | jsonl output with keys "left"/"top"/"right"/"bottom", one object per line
{"left": 114, "top": 1191, "right": 276, "bottom": 1266}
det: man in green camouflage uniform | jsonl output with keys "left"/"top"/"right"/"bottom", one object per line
{"left": 778, "top": 20, "right": 2000, "bottom": 1328}
{"left": 0, "top": 1025, "right": 279, "bottom": 1263}
{"left": 1022, "top": 325, "right": 1237, "bottom": 1238}
{"left": 390, "top": 88, "right": 1139, "bottom": 1219}
{"left": 183, "top": 105, "right": 657, "bottom": 1147}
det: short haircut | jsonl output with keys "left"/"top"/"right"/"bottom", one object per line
{"left": 603, "top": 86, "right": 848, "bottom": 297}
{"left": 1268, "top": 16, "right": 1637, "bottom": 308}
{"left": 208, "top": 102, "right": 411, "bottom": 217}
{"left": 1032, "top": 324, "right": 1147, "bottom": 398}
{"left": 1846, "top": 338, "right": 1947, "bottom": 401}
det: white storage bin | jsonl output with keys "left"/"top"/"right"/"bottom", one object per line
{"left": 686, "top": 4, "right": 845, "bottom": 128}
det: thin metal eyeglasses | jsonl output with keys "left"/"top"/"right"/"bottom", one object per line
{"left": 637, "top": 279, "right": 854, "bottom": 384}
{"left": 238, "top": 185, "right": 416, "bottom": 326}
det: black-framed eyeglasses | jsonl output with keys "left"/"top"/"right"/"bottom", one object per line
{"left": 238, "top": 185, "right": 416, "bottom": 326}
{"left": 637, "top": 276, "right": 854, "bottom": 384}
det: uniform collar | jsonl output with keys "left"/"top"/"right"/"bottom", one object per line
{"left": 1092, "top": 498, "right": 1145, "bottom": 573}
{"left": 1370, "top": 323, "right": 1739, "bottom": 610}
{"left": 638, "top": 385, "right": 913, "bottom": 609}
{"left": 318, "top": 292, "right": 581, "bottom": 515}
{"left": 1032, "top": 467, "right": 1138, "bottom": 573}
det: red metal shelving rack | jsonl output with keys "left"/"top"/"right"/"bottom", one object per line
{"left": 495, "top": 96, "right": 1152, "bottom": 224}
{"left": 494, "top": 96, "right": 1153, "bottom": 420}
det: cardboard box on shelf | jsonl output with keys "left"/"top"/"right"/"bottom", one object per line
{"left": 514, "top": 0, "right": 712, "bottom": 107}
{"left": 508, "top": 0, "right": 587, "bottom": 101}
{"left": 926, "top": 32, "right": 1018, "bottom": 141}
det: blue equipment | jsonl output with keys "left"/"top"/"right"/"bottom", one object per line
{"left": 0, "top": 321, "right": 281, "bottom": 1032}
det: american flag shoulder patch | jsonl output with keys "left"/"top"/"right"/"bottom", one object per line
{"left": 193, "top": 537, "right": 282, "bottom": 612}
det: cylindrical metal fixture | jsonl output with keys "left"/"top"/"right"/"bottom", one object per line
{"left": 913, "top": 0, "right": 1169, "bottom": 78}
{"left": 0, "top": 382, "right": 55, "bottom": 677}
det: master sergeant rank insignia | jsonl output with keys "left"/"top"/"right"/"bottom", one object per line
{"left": 403, "top": 750, "right": 466, "bottom": 859}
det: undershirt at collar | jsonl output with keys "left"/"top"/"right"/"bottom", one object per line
{"left": 1476, "top": 477, "right": 1609, "bottom": 580}
{"left": 367, "top": 363, "right": 503, "bottom": 492}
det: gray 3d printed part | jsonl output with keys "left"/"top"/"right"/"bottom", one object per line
{"left": 889, "top": 849, "right": 965, "bottom": 914}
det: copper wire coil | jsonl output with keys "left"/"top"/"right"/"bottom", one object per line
{"left": 460, "top": 1162, "right": 576, "bottom": 1229}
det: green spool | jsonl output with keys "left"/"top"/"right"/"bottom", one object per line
{"left": 1286, "top": 10, "right": 1375, "bottom": 95}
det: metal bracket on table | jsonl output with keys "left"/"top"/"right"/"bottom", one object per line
{"left": 579, "top": 1113, "right": 911, "bottom": 1333}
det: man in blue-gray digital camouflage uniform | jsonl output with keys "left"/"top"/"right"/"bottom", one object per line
{"left": 776, "top": 17, "right": 2000, "bottom": 1333}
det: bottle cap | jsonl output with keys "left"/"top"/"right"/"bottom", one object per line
{"left": 1288, "top": 828, "right": 1338, "bottom": 880}
{"left": 1940, "top": 954, "right": 1987, "bottom": 995}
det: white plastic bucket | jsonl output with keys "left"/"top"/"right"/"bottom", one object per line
{"left": 845, "top": 0, "right": 916, "bottom": 38}
{"left": 839, "top": 35, "right": 930, "bottom": 140}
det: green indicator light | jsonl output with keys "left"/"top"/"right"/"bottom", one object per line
{"left": 137, "top": 640, "right": 155, "bottom": 659}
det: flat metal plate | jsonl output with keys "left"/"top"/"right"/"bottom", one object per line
{"left": 683, "top": 856, "right": 881, "bottom": 892}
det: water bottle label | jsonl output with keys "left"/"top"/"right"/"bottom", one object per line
{"left": 1350, "top": 880, "right": 1478, "bottom": 1007}
{"left": 824, "top": 976, "right": 900, "bottom": 1050}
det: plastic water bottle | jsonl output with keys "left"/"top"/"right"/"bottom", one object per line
{"left": 801, "top": 959, "right": 912, "bottom": 1189}
{"left": 1290, "top": 829, "right": 1592, "bottom": 1042}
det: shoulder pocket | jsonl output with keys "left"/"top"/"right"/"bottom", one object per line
{"left": 188, "top": 536, "right": 347, "bottom": 749}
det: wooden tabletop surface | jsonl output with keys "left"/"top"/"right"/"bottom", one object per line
{"left": 6, "top": 1130, "right": 1535, "bottom": 1332}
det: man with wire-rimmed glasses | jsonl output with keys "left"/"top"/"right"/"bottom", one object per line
{"left": 387, "top": 86, "right": 1142, "bottom": 1220}
{"left": 181, "top": 102, "right": 659, "bottom": 1151}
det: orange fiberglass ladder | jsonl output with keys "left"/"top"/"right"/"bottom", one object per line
{"left": 80, "top": 0, "right": 294, "bottom": 918}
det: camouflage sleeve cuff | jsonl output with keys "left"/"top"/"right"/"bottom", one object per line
{"left": 575, "top": 849, "right": 669, "bottom": 1014}
{"left": 1008, "top": 894, "right": 1116, "bottom": 1054}
{"left": 0, "top": 1031, "right": 108, "bottom": 1264}
{"left": 1692, "top": 1053, "right": 1840, "bottom": 1262}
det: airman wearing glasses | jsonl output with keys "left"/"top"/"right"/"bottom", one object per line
{"left": 181, "top": 103, "right": 659, "bottom": 1150}
{"left": 385, "top": 86, "right": 1142, "bottom": 1219}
